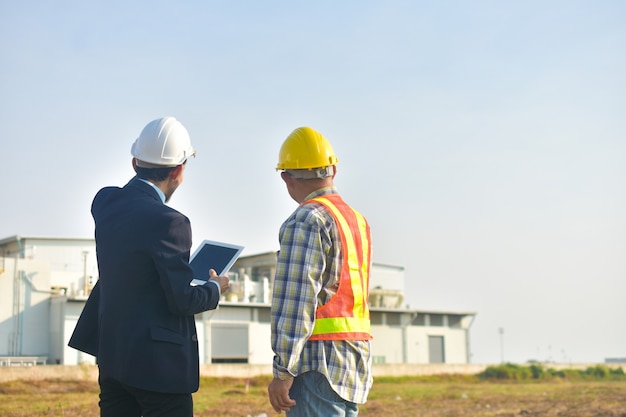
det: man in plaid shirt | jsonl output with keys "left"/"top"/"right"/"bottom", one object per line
{"left": 268, "top": 126, "right": 373, "bottom": 417}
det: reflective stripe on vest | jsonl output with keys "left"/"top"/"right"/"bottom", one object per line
{"left": 306, "top": 195, "right": 373, "bottom": 341}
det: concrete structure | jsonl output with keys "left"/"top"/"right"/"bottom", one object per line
{"left": 0, "top": 235, "right": 476, "bottom": 367}
{"left": 0, "top": 236, "right": 97, "bottom": 365}
{"left": 3, "top": 361, "right": 626, "bottom": 383}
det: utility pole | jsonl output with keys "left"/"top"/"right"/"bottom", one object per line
{"left": 82, "top": 251, "right": 89, "bottom": 295}
{"left": 499, "top": 327, "right": 504, "bottom": 363}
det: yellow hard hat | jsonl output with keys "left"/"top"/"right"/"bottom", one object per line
{"left": 276, "top": 127, "right": 339, "bottom": 170}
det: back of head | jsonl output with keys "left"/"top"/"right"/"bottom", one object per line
{"left": 276, "top": 126, "right": 338, "bottom": 179}
{"left": 131, "top": 117, "right": 195, "bottom": 168}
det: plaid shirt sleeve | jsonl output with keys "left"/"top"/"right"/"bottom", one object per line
{"left": 271, "top": 204, "right": 330, "bottom": 379}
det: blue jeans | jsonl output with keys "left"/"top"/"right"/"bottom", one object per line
{"left": 287, "top": 371, "right": 359, "bottom": 417}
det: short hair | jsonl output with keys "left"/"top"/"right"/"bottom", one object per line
{"left": 283, "top": 166, "right": 334, "bottom": 179}
{"left": 135, "top": 166, "right": 176, "bottom": 182}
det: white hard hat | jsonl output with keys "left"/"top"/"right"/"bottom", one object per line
{"left": 131, "top": 116, "right": 196, "bottom": 167}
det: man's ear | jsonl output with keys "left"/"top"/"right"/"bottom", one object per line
{"left": 170, "top": 164, "right": 184, "bottom": 180}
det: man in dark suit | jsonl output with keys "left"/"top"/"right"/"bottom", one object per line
{"left": 69, "top": 116, "right": 229, "bottom": 417}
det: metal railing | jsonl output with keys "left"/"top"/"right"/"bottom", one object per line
{"left": 0, "top": 356, "right": 48, "bottom": 366}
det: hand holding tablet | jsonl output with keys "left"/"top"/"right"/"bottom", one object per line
{"left": 189, "top": 240, "right": 244, "bottom": 286}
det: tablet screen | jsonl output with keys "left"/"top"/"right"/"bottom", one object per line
{"left": 189, "top": 240, "right": 244, "bottom": 283}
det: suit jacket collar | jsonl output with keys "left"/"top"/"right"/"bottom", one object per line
{"left": 126, "top": 177, "right": 164, "bottom": 203}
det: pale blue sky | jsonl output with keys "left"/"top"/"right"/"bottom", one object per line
{"left": 1, "top": 1, "right": 624, "bottom": 364}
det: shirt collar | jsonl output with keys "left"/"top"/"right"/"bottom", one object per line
{"left": 138, "top": 178, "right": 166, "bottom": 203}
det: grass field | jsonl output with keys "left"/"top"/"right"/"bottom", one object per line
{"left": 1, "top": 374, "right": 625, "bottom": 417}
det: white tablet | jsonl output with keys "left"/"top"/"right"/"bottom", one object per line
{"left": 189, "top": 240, "right": 244, "bottom": 285}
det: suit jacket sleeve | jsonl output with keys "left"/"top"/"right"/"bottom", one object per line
{"left": 152, "top": 210, "right": 221, "bottom": 315}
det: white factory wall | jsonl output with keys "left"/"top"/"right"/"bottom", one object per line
{"left": 1, "top": 236, "right": 475, "bottom": 368}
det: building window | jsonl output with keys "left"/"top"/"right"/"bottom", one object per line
{"left": 251, "top": 267, "right": 273, "bottom": 282}
{"left": 372, "top": 356, "right": 386, "bottom": 364}
{"left": 370, "top": 312, "right": 383, "bottom": 325}
{"left": 430, "top": 314, "right": 444, "bottom": 327}
{"left": 412, "top": 314, "right": 426, "bottom": 326}
{"left": 257, "top": 308, "right": 271, "bottom": 323}
{"left": 448, "top": 314, "right": 462, "bottom": 328}
{"left": 386, "top": 313, "right": 401, "bottom": 326}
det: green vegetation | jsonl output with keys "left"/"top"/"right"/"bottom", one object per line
{"left": 479, "top": 363, "right": 626, "bottom": 381}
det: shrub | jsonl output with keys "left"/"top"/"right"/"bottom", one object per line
{"left": 584, "top": 365, "right": 610, "bottom": 378}
{"left": 529, "top": 364, "right": 545, "bottom": 379}
{"left": 478, "top": 364, "right": 626, "bottom": 381}
{"left": 582, "top": 365, "right": 625, "bottom": 379}
{"left": 479, "top": 363, "right": 532, "bottom": 380}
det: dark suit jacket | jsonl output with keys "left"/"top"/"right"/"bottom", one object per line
{"left": 69, "top": 177, "right": 220, "bottom": 393}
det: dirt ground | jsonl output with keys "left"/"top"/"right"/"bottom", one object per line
{"left": 362, "top": 386, "right": 626, "bottom": 417}
{"left": 364, "top": 378, "right": 626, "bottom": 417}
{"left": 0, "top": 378, "right": 625, "bottom": 417}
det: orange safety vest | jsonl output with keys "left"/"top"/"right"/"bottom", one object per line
{"left": 305, "top": 195, "right": 373, "bottom": 341}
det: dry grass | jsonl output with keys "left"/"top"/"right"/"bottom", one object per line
{"left": 0, "top": 375, "right": 625, "bottom": 417}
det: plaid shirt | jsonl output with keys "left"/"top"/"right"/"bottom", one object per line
{"left": 271, "top": 186, "right": 373, "bottom": 404}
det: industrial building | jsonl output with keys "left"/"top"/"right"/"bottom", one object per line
{"left": 0, "top": 235, "right": 475, "bottom": 367}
